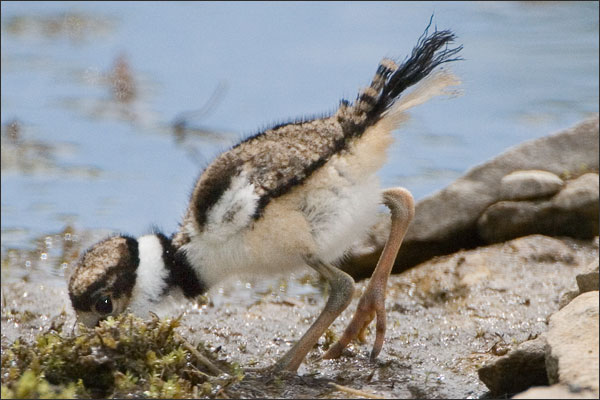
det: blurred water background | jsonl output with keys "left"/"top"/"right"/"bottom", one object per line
{"left": 1, "top": 1, "right": 598, "bottom": 284}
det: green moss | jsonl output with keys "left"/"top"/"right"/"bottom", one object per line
{"left": 1, "top": 370, "right": 81, "bottom": 399}
{"left": 1, "top": 314, "right": 242, "bottom": 398}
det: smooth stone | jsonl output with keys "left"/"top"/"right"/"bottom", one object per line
{"left": 576, "top": 259, "right": 599, "bottom": 294}
{"left": 477, "top": 173, "right": 599, "bottom": 244}
{"left": 546, "top": 291, "right": 599, "bottom": 396}
{"left": 512, "top": 384, "right": 598, "bottom": 399}
{"left": 500, "top": 170, "right": 563, "bottom": 201}
{"left": 552, "top": 172, "right": 599, "bottom": 212}
{"left": 478, "top": 335, "right": 548, "bottom": 395}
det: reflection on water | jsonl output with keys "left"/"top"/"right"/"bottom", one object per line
{"left": 1, "top": 2, "right": 599, "bottom": 284}
{"left": 1, "top": 119, "right": 101, "bottom": 177}
{"left": 1, "top": 225, "right": 87, "bottom": 284}
{"left": 60, "top": 53, "right": 162, "bottom": 128}
{"left": 3, "top": 11, "right": 114, "bottom": 42}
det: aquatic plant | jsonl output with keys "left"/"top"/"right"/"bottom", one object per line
{"left": 1, "top": 313, "right": 241, "bottom": 398}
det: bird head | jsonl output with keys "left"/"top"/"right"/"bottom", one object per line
{"left": 68, "top": 235, "right": 140, "bottom": 327}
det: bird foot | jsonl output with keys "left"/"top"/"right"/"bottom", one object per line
{"left": 323, "top": 284, "right": 386, "bottom": 361}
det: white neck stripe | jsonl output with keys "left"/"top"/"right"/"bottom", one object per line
{"left": 128, "top": 235, "right": 169, "bottom": 315}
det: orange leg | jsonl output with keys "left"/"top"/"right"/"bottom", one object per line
{"left": 323, "top": 187, "right": 415, "bottom": 360}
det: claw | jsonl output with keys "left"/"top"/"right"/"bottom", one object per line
{"left": 323, "top": 291, "right": 382, "bottom": 359}
{"left": 357, "top": 310, "right": 373, "bottom": 343}
{"left": 357, "top": 325, "right": 369, "bottom": 343}
{"left": 370, "top": 303, "right": 386, "bottom": 360}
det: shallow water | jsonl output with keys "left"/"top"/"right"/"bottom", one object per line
{"left": 1, "top": 1, "right": 599, "bottom": 285}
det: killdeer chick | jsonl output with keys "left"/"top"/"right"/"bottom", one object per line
{"left": 69, "top": 28, "right": 462, "bottom": 372}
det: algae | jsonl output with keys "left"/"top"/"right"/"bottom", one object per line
{"left": 1, "top": 313, "right": 241, "bottom": 399}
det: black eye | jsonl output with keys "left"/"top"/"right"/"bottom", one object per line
{"left": 95, "top": 295, "right": 113, "bottom": 315}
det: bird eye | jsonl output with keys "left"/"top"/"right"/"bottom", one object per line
{"left": 95, "top": 295, "right": 113, "bottom": 315}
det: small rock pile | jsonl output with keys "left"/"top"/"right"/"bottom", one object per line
{"left": 478, "top": 259, "right": 599, "bottom": 398}
{"left": 478, "top": 171, "right": 599, "bottom": 243}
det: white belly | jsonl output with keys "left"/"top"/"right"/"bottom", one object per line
{"left": 301, "top": 174, "right": 382, "bottom": 263}
{"left": 181, "top": 168, "right": 382, "bottom": 287}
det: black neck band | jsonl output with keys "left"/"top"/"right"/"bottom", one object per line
{"left": 155, "top": 233, "right": 207, "bottom": 298}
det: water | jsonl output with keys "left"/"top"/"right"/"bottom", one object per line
{"left": 2, "top": 1, "right": 599, "bottom": 263}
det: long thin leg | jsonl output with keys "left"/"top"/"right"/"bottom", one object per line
{"left": 323, "top": 187, "right": 414, "bottom": 360}
{"left": 272, "top": 256, "right": 355, "bottom": 372}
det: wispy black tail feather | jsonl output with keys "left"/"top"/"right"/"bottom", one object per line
{"left": 339, "top": 23, "right": 462, "bottom": 132}
{"left": 372, "top": 29, "right": 462, "bottom": 119}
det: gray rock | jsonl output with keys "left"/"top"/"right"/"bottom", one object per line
{"left": 500, "top": 170, "right": 564, "bottom": 201}
{"left": 505, "top": 234, "right": 577, "bottom": 264}
{"left": 408, "top": 115, "right": 598, "bottom": 244}
{"left": 552, "top": 173, "right": 599, "bottom": 212}
{"left": 477, "top": 173, "right": 599, "bottom": 244}
{"left": 546, "top": 291, "right": 599, "bottom": 396}
{"left": 478, "top": 335, "right": 548, "bottom": 395}
{"left": 576, "top": 260, "right": 599, "bottom": 293}
{"left": 558, "top": 289, "right": 580, "bottom": 310}
{"left": 341, "top": 115, "right": 599, "bottom": 275}
{"left": 559, "top": 260, "right": 598, "bottom": 310}
{"left": 477, "top": 200, "right": 548, "bottom": 244}
{"left": 512, "top": 384, "right": 598, "bottom": 399}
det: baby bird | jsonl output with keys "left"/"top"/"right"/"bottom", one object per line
{"left": 69, "top": 28, "right": 461, "bottom": 373}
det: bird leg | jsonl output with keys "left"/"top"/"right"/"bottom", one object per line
{"left": 272, "top": 255, "right": 355, "bottom": 372}
{"left": 323, "top": 187, "right": 415, "bottom": 360}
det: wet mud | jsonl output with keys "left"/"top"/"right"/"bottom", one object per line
{"left": 2, "top": 229, "right": 597, "bottom": 398}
